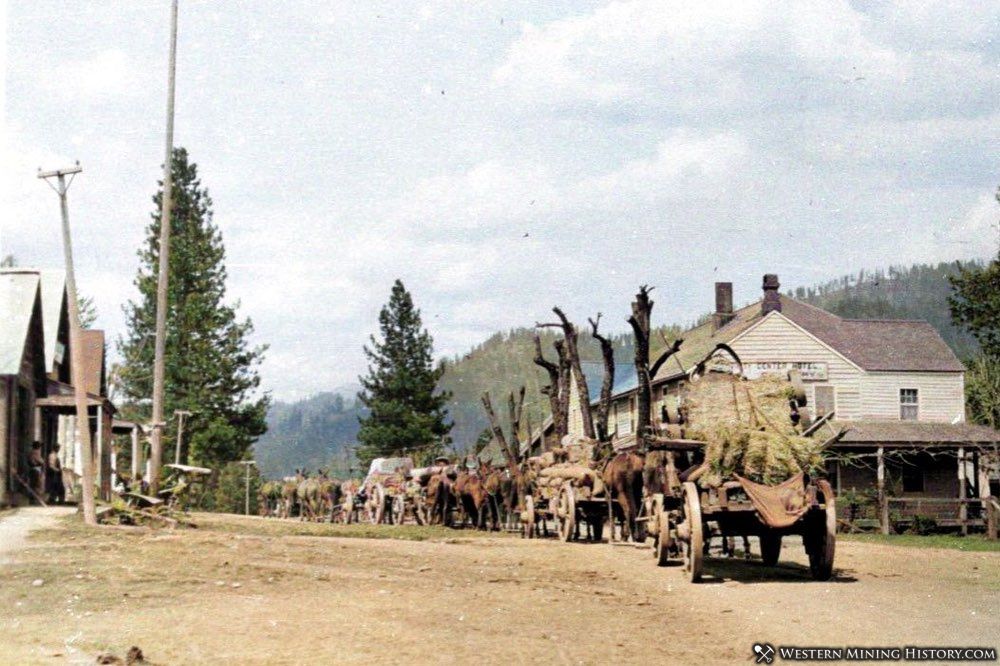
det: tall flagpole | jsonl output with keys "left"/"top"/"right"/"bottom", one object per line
{"left": 150, "top": 0, "right": 179, "bottom": 494}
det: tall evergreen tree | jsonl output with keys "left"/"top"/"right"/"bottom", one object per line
{"left": 118, "top": 147, "right": 269, "bottom": 469}
{"left": 949, "top": 255, "right": 1000, "bottom": 354}
{"left": 356, "top": 280, "right": 452, "bottom": 467}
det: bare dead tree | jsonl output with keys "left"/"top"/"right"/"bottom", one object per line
{"left": 553, "top": 340, "right": 571, "bottom": 441}
{"left": 538, "top": 307, "right": 595, "bottom": 439}
{"left": 533, "top": 334, "right": 565, "bottom": 441}
{"left": 507, "top": 386, "right": 526, "bottom": 455}
{"left": 627, "top": 286, "right": 654, "bottom": 448}
{"left": 588, "top": 313, "right": 615, "bottom": 442}
{"left": 481, "top": 391, "right": 519, "bottom": 473}
{"left": 650, "top": 335, "right": 684, "bottom": 379}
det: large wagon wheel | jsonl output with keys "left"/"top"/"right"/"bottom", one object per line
{"left": 522, "top": 495, "right": 536, "bottom": 539}
{"left": 655, "top": 510, "right": 673, "bottom": 567}
{"left": 370, "top": 484, "right": 386, "bottom": 525}
{"left": 392, "top": 494, "right": 406, "bottom": 525}
{"left": 557, "top": 483, "right": 576, "bottom": 543}
{"left": 681, "top": 482, "right": 704, "bottom": 582}
{"left": 807, "top": 481, "right": 836, "bottom": 581}
{"left": 760, "top": 532, "right": 781, "bottom": 566}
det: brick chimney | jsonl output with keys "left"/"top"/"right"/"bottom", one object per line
{"left": 713, "top": 282, "right": 734, "bottom": 329}
{"left": 761, "top": 273, "right": 781, "bottom": 315}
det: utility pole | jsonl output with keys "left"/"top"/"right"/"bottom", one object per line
{"left": 239, "top": 460, "right": 256, "bottom": 516}
{"left": 38, "top": 162, "right": 96, "bottom": 525}
{"left": 173, "top": 409, "right": 192, "bottom": 465}
{"left": 150, "top": 0, "right": 180, "bottom": 494}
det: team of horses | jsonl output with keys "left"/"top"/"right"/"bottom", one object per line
{"left": 255, "top": 444, "right": 674, "bottom": 546}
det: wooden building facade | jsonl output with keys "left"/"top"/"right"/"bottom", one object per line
{"left": 0, "top": 268, "right": 117, "bottom": 506}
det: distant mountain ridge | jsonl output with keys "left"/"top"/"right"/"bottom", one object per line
{"left": 252, "top": 259, "right": 981, "bottom": 478}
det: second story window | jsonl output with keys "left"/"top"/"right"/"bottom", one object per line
{"left": 900, "top": 388, "right": 919, "bottom": 421}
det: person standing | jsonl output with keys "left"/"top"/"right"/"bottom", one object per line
{"left": 28, "top": 442, "right": 45, "bottom": 502}
{"left": 46, "top": 444, "right": 66, "bottom": 504}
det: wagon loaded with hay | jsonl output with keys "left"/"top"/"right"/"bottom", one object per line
{"left": 647, "top": 345, "right": 844, "bottom": 582}
{"left": 521, "top": 437, "right": 611, "bottom": 542}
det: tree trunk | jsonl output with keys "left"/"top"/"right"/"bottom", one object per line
{"left": 540, "top": 308, "right": 595, "bottom": 440}
{"left": 554, "top": 340, "right": 571, "bottom": 442}
{"left": 481, "top": 392, "right": 517, "bottom": 472}
{"left": 627, "top": 286, "right": 654, "bottom": 449}
{"left": 533, "top": 334, "right": 564, "bottom": 443}
{"left": 588, "top": 314, "right": 615, "bottom": 442}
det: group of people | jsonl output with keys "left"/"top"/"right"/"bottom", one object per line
{"left": 27, "top": 441, "right": 65, "bottom": 505}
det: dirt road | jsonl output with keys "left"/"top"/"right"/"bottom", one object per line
{"left": 0, "top": 513, "right": 997, "bottom": 664}
{"left": 0, "top": 507, "right": 75, "bottom": 565}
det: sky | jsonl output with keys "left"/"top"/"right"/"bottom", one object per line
{"left": 3, "top": 1, "right": 999, "bottom": 402}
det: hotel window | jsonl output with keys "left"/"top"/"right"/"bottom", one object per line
{"left": 900, "top": 388, "right": 919, "bottom": 421}
{"left": 813, "top": 385, "right": 835, "bottom": 419}
{"left": 615, "top": 402, "right": 632, "bottom": 436}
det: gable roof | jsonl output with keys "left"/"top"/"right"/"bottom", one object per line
{"left": 38, "top": 271, "right": 68, "bottom": 372}
{"left": 577, "top": 361, "right": 607, "bottom": 400}
{"left": 652, "top": 299, "right": 764, "bottom": 383}
{"left": 778, "top": 298, "right": 964, "bottom": 372}
{"left": 653, "top": 293, "right": 964, "bottom": 382}
{"left": 1, "top": 268, "right": 68, "bottom": 373}
{"left": 0, "top": 272, "right": 42, "bottom": 375}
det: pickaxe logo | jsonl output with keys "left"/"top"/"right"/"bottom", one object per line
{"left": 754, "top": 643, "right": 775, "bottom": 664}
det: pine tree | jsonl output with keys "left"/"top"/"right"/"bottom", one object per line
{"left": 356, "top": 280, "right": 452, "bottom": 467}
{"left": 949, "top": 255, "right": 1000, "bottom": 354}
{"left": 118, "top": 147, "right": 269, "bottom": 469}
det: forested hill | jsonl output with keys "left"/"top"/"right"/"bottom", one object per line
{"left": 254, "top": 392, "right": 364, "bottom": 478}
{"left": 253, "top": 259, "right": 982, "bottom": 477}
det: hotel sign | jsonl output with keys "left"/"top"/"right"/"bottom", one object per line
{"left": 744, "top": 362, "right": 828, "bottom": 382}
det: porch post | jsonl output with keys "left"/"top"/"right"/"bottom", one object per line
{"left": 96, "top": 404, "right": 104, "bottom": 499}
{"left": 958, "top": 446, "right": 967, "bottom": 536}
{"left": 131, "top": 425, "right": 140, "bottom": 480}
{"left": 877, "top": 446, "right": 889, "bottom": 535}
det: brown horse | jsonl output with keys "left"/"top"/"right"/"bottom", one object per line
{"left": 280, "top": 470, "right": 303, "bottom": 518}
{"left": 480, "top": 463, "right": 504, "bottom": 531}
{"left": 455, "top": 467, "right": 492, "bottom": 530}
{"left": 602, "top": 451, "right": 645, "bottom": 542}
{"left": 426, "top": 472, "right": 456, "bottom": 527}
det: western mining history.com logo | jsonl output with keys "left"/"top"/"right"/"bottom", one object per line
{"left": 752, "top": 644, "right": 997, "bottom": 662}
{"left": 754, "top": 643, "right": 776, "bottom": 664}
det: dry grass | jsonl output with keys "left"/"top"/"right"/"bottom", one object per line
{"left": 193, "top": 512, "right": 511, "bottom": 542}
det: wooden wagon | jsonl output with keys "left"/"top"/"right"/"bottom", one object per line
{"left": 520, "top": 441, "right": 611, "bottom": 542}
{"left": 644, "top": 345, "right": 840, "bottom": 582}
{"left": 646, "top": 443, "right": 836, "bottom": 582}
{"left": 361, "top": 457, "right": 414, "bottom": 524}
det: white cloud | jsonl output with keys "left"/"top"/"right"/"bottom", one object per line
{"left": 40, "top": 49, "right": 135, "bottom": 101}
{"left": 5, "top": 1, "right": 998, "bottom": 401}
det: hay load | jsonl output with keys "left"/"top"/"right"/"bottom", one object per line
{"left": 683, "top": 372, "right": 826, "bottom": 488}
{"left": 683, "top": 373, "right": 798, "bottom": 439}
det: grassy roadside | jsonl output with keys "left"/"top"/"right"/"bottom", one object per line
{"left": 191, "top": 511, "right": 515, "bottom": 541}
{"left": 841, "top": 532, "right": 1000, "bottom": 552}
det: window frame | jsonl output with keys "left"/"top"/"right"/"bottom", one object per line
{"left": 899, "top": 388, "right": 919, "bottom": 421}
{"left": 812, "top": 384, "right": 837, "bottom": 419}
